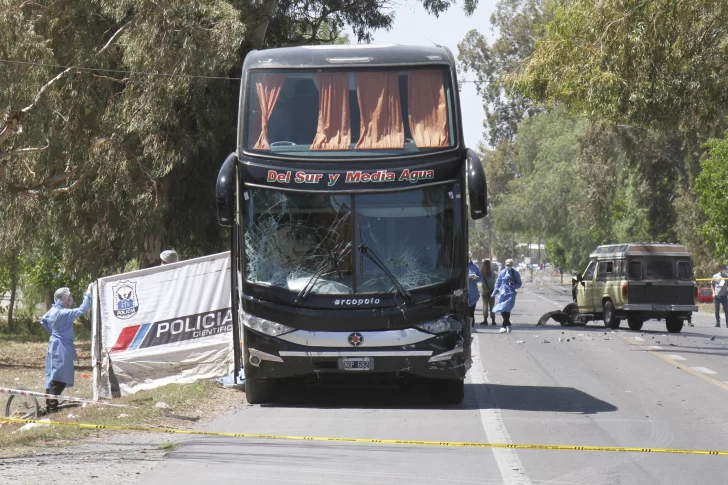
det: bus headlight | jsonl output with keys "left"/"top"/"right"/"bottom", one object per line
{"left": 416, "top": 315, "right": 462, "bottom": 334}
{"left": 242, "top": 314, "right": 295, "bottom": 337}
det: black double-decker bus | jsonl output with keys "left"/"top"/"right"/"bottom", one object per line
{"left": 216, "top": 44, "right": 487, "bottom": 404}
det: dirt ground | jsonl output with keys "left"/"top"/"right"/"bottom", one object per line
{"left": 0, "top": 337, "right": 247, "bottom": 483}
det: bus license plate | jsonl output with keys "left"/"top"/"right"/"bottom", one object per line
{"left": 341, "top": 357, "right": 372, "bottom": 371}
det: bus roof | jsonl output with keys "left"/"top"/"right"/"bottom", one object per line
{"left": 244, "top": 44, "right": 456, "bottom": 70}
{"left": 590, "top": 243, "right": 691, "bottom": 259}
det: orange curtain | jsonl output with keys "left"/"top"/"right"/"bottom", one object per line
{"left": 253, "top": 74, "right": 284, "bottom": 150}
{"left": 408, "top": 70, "right": 449, "bottom": 148}
{"left": 355, "top": 72, "right": 404, "bottom": 150}
{"left": 311, "top": 72, "right": 351, "bottom": 150}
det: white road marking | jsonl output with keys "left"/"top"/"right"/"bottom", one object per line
{"left": 691, "top": 367, "right": 718, "bottom": 375}
{"left": 471, "top": 335, "right": 533, "bottom": 485}
{"left": 666, "top": 355, "right": 687, "bottom": 361}
{"left": 647, "top": 346, "right": 663, "bottom": 350}
{"left": 528, "top": 291, "right": 561, "bottom": 307}
{"left": 633, "top": 337, "right": 646, "bottom": 342}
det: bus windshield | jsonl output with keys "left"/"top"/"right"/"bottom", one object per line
{"left": 244, "top": 68, "right": 456, "bottom": 157}
{"left": 243, "top": 183, "right": 463, "bottom": 295}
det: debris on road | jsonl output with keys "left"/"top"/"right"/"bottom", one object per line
{"left": 14, "top": 418, "right": 50, "bottom": 433}
{"left": 537, "top": 310, "right": 573, "bottom": 326}
{"left": 710, "top": 335, "right": 716, "bottom": 341}
{"left": 515, "top": 340, "right": 525, "bottom": 344}
{"left": 541, "top": 339, "right": 551, "bottom": 344}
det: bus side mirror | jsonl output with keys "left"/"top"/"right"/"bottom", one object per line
{"left": 466, "top": 149, "right": 487, "bottom": 220}
{"left": 216, "top": 153, "right": 237, "bottom": 227}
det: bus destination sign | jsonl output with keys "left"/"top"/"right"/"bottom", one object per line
{"left": 266, "top": 169, "right": 435, "bottom": 187}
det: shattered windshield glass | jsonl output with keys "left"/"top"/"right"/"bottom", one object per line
{"left": 244, "top": 190, "right": 354, "bottom": 294}
{"left": 356, "top": 183, "right": 462, "bottom": 292}
{"left": 244, "top": 183, "right": 462, "bottom": 295}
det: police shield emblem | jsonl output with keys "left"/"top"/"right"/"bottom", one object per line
{"left": 112, "top": 280, "right": 139, "bottom": 319}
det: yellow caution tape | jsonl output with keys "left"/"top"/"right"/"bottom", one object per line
{"left": 1, "top": 417, "right": 726, "bottom": 456}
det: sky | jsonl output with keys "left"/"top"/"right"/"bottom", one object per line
{"left": 349, "top": 0, "right": 498, "bottom": 149}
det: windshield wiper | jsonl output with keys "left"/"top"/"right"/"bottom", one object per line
{"left": 295, "top": 264, "right": 329, "bottom": 305}
{"left": 358, "top": 243, "right": 413, "bottom": 305}
{"left": 295, "top": 243, "right": 352, "bottom": 305}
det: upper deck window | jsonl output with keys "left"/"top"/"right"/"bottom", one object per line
{"left": 245, "top": 68, "right": 455, "bottom": 157}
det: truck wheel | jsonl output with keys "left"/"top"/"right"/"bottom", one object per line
{"left": 562, "top": 303, "right": 579, "bottom": 326}
{"left": 666, "top": 317, "right": 683, "bottom": 334}
{"left": 603, "top": 300, "right": 620, "bottom": 329}
{"left": 429, "top": 378, "right": 465, "bottom": 405}
{"left": 245, "top": 378, "right": 277, "bottom": 405}
{"left": 627, "top": 318, "right": 644, "bottom": 331}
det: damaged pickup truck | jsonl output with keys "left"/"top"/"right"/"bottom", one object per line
{"left": 215, "top": 44, "right": 488, "bottom": 404}
{"left": 546, "top": 243, "right": 698, "bottom": 333}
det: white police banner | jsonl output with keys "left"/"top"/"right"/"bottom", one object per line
{"left": 92, "top": 252, "right": 233, "bottom": 398}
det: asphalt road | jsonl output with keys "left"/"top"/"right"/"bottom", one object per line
{"left": 139, "top": 281, "right": 728, "bottom": 485}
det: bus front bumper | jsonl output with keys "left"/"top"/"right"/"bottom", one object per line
{"left": 244, "top": 329, "right": 470, "bottom": 382}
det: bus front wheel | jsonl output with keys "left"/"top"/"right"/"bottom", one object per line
{"left": 245, "top": 378, "right": 277, "bottom": 405}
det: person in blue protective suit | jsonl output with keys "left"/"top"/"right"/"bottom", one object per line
{"left": 491, "top": 259, "right": 522, "bottom": 333}
{"left": 40, "top": 283, "right": 94, "bottom": 412}
{"left": 467, "top": 252, "right": 483, "bottom": 327}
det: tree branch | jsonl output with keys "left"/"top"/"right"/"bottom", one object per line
{"left": 0, "top": 141, "right": 49, "bottom": 162}
{"left": 18, "top": 175, "right": 84, "bottom": 197}
{"left": 19, "top": 18, "right": 136, "bottom": 116}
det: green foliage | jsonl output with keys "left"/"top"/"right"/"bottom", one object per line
{"left": 696, "top": 137, "right": 728, "bottom": 261}
{"left": 511, "top": 0, "right": 728, "bottom": 136}
{"left": 458, "top": 0, "right": 546, "bottom": 145}
{"left": 461, "top": 0, "right": 724, "bottom": 272}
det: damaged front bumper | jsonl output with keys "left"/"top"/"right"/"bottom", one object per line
{"left": 244, "top": 327, "right": 470, "bottom": 381}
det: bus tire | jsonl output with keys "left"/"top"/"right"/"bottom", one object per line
{"left": 603, "top": 300, "right": 620, "bottom": 329}
{"left": 245, "top": 378, "right": 277, "bottom": 405}
{"left": 666, "top": 317, "right": 683, "bottom": 334}
{"left": 430, "top": 378, "right": 464, "bottom": 405}
{"left": 627, "top": 318, "right": 644, "bottom": 331}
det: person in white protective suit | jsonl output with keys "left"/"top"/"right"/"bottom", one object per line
{"left": 491, "top": 259, "right": 522, "bottom": 334}
{"left": 40, "top": 284, "right": 94, "bottom": 412}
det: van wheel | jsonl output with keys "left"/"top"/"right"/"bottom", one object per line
{"left": 430, "top": 378, "right": 465, "bottom": 405}
{"left": 666, "top": 317, "right": 683, "bottom": 334}
{"left": 603, "top": 300, "right": 620, "bottom": 329}
{"left": 627, "top": 318, "right": 644, "bottom": 331}
{"left": 245, "top": 378, "right": 277, "bottom": 405}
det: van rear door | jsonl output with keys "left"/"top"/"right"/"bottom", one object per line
{"left": 627, "top": 258, "right": 693, "bottom": 305}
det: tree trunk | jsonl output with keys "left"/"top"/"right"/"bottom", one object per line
{"left": 139, "top": 178, "right": 171, "bottom": 269}
{"left": 244, "top": 0, "right": 279, "bottom": 52}
{"left": 7, "top": 267, "right": 17, "bottom": 333}
{"left": 139, "top": 231, "right": 164, "bottom": 269}
{"left": 45, "top": 289, "right": 54, "bottom": 310}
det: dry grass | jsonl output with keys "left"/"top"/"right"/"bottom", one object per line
{"left": 0, "top": 338, "right": 243, "bottom": 456}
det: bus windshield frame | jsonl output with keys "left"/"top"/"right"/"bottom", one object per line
{"left": 242, "top": 182, "right": 464, "bottom": 297}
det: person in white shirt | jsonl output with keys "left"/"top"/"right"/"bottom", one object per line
{"left": 712, "top": 264, "right": 728, "bottom": 327}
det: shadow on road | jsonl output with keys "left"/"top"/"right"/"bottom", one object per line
{"left": 263, "top": 381, "right": 617, "bottom": 414}
{"left": 481, "top": 383, "right": 617, "bottom": 414}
